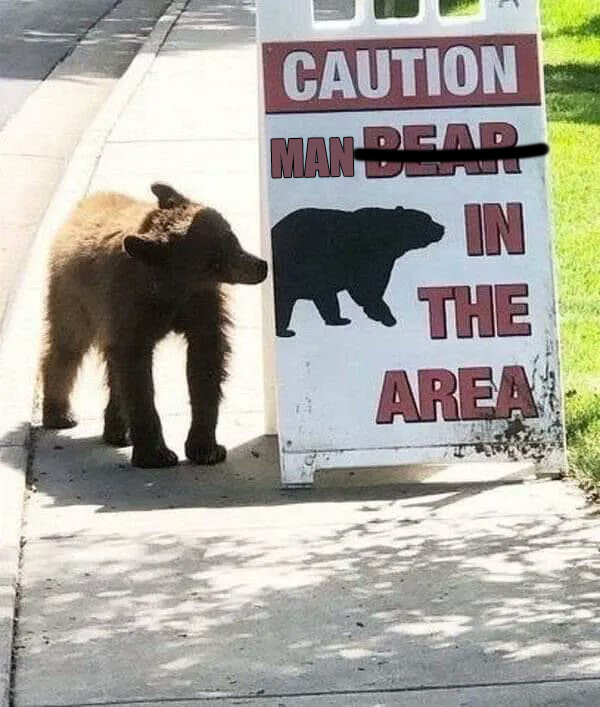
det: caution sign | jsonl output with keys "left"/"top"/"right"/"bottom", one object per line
{"left": 257, "top": 0, "right": 565, "bottom": 485}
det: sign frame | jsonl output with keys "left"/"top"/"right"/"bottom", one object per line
{"left": 257, "top": 0, "right": 566, "bottom": 486}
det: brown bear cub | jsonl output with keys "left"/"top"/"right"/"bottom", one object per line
{"left": 42, "top": 183, "right": 267, "bottom": 468}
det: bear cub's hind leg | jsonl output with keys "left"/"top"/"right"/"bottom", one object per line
{"left": 42, "top": 283, "right": 94, "bottom": 429}
{"left": 42, "top": 333, "right": 90, "bottom": 429}
{"left": 42, "top": 345, "right": 81, "bottom": 429}
{"left": 103, "top": 354, "right": 129, "bottom": 447}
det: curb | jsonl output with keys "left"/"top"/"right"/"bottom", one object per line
{"left": 0, "top": 2, "right": 187, "bottom": 704}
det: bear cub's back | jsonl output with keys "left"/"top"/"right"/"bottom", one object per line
{"left": 51, "top": 192, "right": 153, "bottom": 265}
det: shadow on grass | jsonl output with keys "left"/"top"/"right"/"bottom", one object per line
{"left": 545, "top": 63, "right": 600, "bottom": 124}
{"left": 565, "top": 390, "right": 600, "bottom": 438}
{"left": 545, "top": 14, "right": 600, "bottom": 40}
{"left": 564, "top": 390, "right": 600, "bottom": 493}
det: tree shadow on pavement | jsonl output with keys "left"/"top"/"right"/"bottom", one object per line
{"left": 162, "top": 0, "right": 257, "bottom": 51}
{"left": 12, "top": 490, "right": 600, "bottom": 704}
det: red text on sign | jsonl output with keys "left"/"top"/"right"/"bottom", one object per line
{"left": 465, "top": 202, "right": 525, "bottom": 255}
{"left": 263, "top": 36, "right": 541, "bottom": 113}
{"left": 418, "top": 284, "right": 532, "bottom": 339}
{"left": 271, "top": 137, "right": 354, "bottom": 178}
{"left": 376, "top": 366, "right": 538, "bottom": 423}
{"left": 364, "top": 122, "right": 521, "bottom": 177}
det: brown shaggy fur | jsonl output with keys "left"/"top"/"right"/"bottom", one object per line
{"left": 42, "top": 183, "right": 267, "bottom": 468}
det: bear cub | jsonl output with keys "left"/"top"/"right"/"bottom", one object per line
{"left": 42, "top": 183, "right": 267, "bottom": 468}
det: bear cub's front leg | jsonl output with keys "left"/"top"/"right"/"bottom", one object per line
{"left": 110, "top": 347, "right": 178, "bottom": 468}
{"left": 185, "top": 432, "right": 227, "bottom": 466}
{"left": 183, "top": 333, "right": 227, "bottom": 466}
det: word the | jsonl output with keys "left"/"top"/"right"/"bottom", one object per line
{"left": 418, "top": 284, "right": 531, "bottom": 339}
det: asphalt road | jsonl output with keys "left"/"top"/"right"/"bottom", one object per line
{"left": 0, "top": 0, "right": 171, "bottom": 324}
{"left": 0, "top": 0, "right": 125, "bottom": 129}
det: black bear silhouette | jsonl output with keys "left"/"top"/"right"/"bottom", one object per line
{"left": 271, "top": 206, "right": 445, "bottom": 337}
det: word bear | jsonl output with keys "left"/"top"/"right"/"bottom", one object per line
{"left": 271, "top": 206, "right": 444, "bottom": 337}
{"left": 42, "top": 183, "right": 267, "bottom": 468}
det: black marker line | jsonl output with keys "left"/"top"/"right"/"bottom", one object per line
{"left": 354, "top": 143, "right": 549, "bottom": 163}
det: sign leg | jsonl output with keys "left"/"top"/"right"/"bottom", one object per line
{"left": 533, "top": 463, "right": 565, "bottom": 481}
{"left": 281, "top": 452, "right": 316, "bottom": 487}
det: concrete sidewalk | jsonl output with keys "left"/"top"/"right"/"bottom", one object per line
{"left": 5, "top": 1, "right": 600, "bottom": 705}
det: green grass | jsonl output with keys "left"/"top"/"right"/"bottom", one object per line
{"left": 543, "top": 0, "right": 600, "bottom": 494}
{"left": 374, "top": 0, "right": 418, "bottom": 17}
{"left": 439, "top": 0, "right": 480, "bottom": 15}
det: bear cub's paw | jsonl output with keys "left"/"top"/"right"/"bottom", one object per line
{"left": 185, "top": 439, "right": 227, "bottom": 466}
{"left": 43, "top": 406, "right": 77, "bottom": 430}
{"left": 103, "top": 428, "right": 130, "bottom": 448}
{"left": 277, "top": 328, "right": 296, "bottom": 338}
{"left": 103, "top": 414, "right": 129, "bottom": 447}
{"left": 131, "top": 445, "right": 179, "bottom": 468}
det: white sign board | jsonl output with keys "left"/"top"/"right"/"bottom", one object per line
{"left": 257, "top": 0, "right": 565, "bottom": 486}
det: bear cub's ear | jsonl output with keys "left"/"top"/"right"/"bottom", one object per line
{"left": 395, "top": 206, "right": 405, "bottom": 212}
{"left": 123, "top": 235, "right": 169, "bottom": 266}
{"left": 151, "top": 183, "right": 188, "bottom": 210}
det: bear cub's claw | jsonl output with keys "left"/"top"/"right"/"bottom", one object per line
{"left": 186, "top": 441, "right": 227, "bottom": 466}
{"left": 131, "top": 445, "right": 179, "bottom": 468}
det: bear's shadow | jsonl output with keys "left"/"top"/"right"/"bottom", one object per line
{"left": 20, "top": 426, "right": 524, "bottom": 513}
